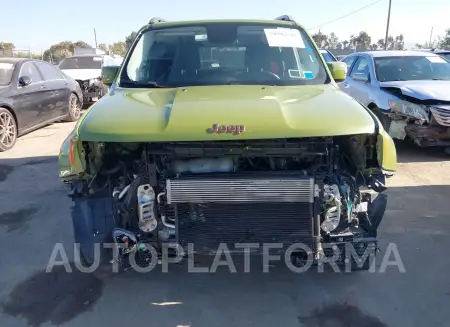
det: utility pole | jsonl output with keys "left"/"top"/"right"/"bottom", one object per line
{"left": 428, "top": 26, "right": 434, "bottom": 48}
{"left": 384, "top": 0, "right": 392, "bottom": 50}
{"left": 94, "top": 28, "right": 98, "bottom": 48}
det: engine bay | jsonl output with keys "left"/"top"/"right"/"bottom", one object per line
{"left": 70, "top": 135, "right": 388, "bottom": 268}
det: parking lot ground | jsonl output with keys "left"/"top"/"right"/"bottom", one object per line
{"left": 1, "top": 123, "right": 450, "bottom": 327}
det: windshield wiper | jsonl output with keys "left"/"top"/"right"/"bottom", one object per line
{"left": 120, "top": 80, "right": 166, "bottom": 88}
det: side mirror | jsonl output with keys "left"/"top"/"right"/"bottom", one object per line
{"left": 18, "top": 76, "right": 32, "bottom": 87}
{"left": 327, "top": 62, "right": 347, "bottom": 82}
{"left": 352, "top": 73, "right": 370, "bottom": 83}
{"left": 101, "top": 66, "right": 120, "bottom": 87}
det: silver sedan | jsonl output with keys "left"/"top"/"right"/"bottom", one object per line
{"left": 339, "top": 50, "right": 450, "bottom": 149}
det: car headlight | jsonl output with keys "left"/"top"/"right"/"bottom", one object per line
{"left": 321, "top": 206, "right": 341, "bottom": 233}
{"left": 388, "top": 99, "right": 429, "bottom": 123}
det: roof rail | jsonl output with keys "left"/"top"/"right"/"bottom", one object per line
{"left": 149, "top": 17, "right": 166, "bottom": 24}
{"left": 274, "top": 15, "right": 295, "bottom": 22}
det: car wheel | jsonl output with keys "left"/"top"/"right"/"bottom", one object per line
{"left": 64, "top": 93, "right": 82, "bottom": 122}
{"left": 0, "top": 107, "right": 18, "bottom": 152}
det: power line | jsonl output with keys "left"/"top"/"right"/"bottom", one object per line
{"left": 308, "top": 0, "right": 384, "bottom": 31}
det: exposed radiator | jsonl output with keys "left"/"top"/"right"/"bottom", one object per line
{"left": 165, "top": 173, "right": 315, "bottom": 253}
{"left": 166, "top": 174, "right": 315, "bottom": 204}
{"left": 171, "top": 202, "right": 314, "bottom": 254}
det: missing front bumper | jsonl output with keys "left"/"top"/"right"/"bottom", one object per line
{"left": 405, "top": 124, "right": 450, "bottom": 146}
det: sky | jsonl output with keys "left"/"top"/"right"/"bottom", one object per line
{"left": 1, "top": 0, "right": 449, "bottom": 52}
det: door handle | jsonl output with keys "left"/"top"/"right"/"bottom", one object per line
{"left": 40, "top": 85, "right": 47, "bottom": 89}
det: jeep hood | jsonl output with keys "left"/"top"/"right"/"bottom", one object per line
{"left": 77, "top": 84, "right": 376, "bottom": 142}
{"left": 380, "top": 80, "right": 450, "bottom": 101}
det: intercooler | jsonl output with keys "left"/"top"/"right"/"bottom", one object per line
{"left": 165, "top": 173, "right": 315, "bottom": 254}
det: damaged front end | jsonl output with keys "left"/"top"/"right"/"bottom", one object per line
{"left": 381, "top": 88, "right": 450, "bottom": 146}
{"left": 76, "top": 78, "right": 105, "bottom": 103}
{"left": 64, "top": 132, "right": 396, "bottom": 271}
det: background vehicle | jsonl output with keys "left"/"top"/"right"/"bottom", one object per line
{"left": 0, "top": 58, "right": 83, "bottom": 151}
{"left": 416, "top": 48, "right": 450, "bottom": 61}
{"left": 319, "top": 49, "right": 338, "bottom": 62}
{"left": 58, "top": 49, "right": 123, "bottom": 104}
{"left": 60, "top": 16, "right": 396, "bottom": 272}
{"left": 433, "top": 49, "right": 450, "bottom": 61}
{"left": 339, "top": 50, "right": 450, "bottom": 148}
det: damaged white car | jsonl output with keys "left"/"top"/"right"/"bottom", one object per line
{"left": 340, "top": 50, "right": 450, "bottom": 150}
{"left": 59, "top": 53, "right": 123, "bottom": 105}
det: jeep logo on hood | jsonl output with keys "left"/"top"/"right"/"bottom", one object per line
{"left": 207, "top": 123, "right": 246, "bottom": 135}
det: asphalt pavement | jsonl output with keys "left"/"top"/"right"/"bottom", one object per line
{"left": 0, "top": 122, "right": 449, "bottom": 327}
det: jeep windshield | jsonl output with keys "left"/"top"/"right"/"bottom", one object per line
{"left": 121, "top": 22, "right": 328, "bottom": 87}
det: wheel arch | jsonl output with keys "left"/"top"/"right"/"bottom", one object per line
{"left": 0, "top": 104, "right": 19, "bottom": 131}
{"left": 367, "top": 102, "right": 377, "bottom": 110}
{"left": 71, "top": 91, "right": 80, "bottom": 102}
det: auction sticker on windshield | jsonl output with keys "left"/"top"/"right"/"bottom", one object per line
{"left": 264, "top": 28, "right": 305, "bottom": 48}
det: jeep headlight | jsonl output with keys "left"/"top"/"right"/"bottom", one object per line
{"left": 321, "top": 206, "right": 341, "bottom": 233}
{"left": 388, "top": 99, "right": 429, "bottom": 123}
{"left": 320, "top": 184, "right": 342, "bottom": 233}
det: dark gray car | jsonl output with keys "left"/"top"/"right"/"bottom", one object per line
{"left": 0, "top": 58, "right": 83, "bottom": 151}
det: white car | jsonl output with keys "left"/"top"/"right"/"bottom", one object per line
{"left": 59, "top": 54, "right": 123, "bottom": 104}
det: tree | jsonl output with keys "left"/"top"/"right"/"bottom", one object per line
{"left": 73, "top": 41, "right": 91, "bottom": 49}
{"left": 375, "top": 35, "right": 404, "bottom": 50}
{"left": 98, "top": 43, "right": 109, "bottom": 53}
{"left": 370, "top": 44, "right": 378, "bottom": 50}
{"left": 311, "top": 32, "right": 329, "bottom": 48}
{"left": 111, "top": 41, "right": 126, "bottom": 56}
{"left": 350, "top": 31, "right": 371, "bottom": 50}
{"left": 328, "top": 32, "right": 339, "bottom": 49}
{"left": 349, "top": 34, "right": 357, "bottom": 49}
{"left": 392, "top": 34, "right": 404, "bottom": 50}
{"left": 125, "top": 31, "right": 138, "bottom": 51}
{"left": 438, "top": 28, "right": 450, "bottom": 50}
{"left": 377, "top": 39, "right": 385, "bottom": 49}
{"left": 342, "top": 40, "right": 350, "bottom": 50}
{"left": 42, "top": 40, "right": 91, "bottom": 64}
{"left": 0, "top": 42, "right": 14, "bottom": 56}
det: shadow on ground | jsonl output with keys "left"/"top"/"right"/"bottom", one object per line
{"left": 0, "top": 156, "right": 58, "bottom": 183}
{"left": 395, "top": 139, "right": 449, "bottom": 163}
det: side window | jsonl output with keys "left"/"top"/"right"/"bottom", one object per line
{"left": 343, "top": 56, "right": 357, "bottom": 76}
{"left": 35, "top": 62, "right": 64, "bottom": 81}
{"left": 343, "top": 56, "right": 356, "bottom": 68}
{"left": 350, "top": 57, "right": 370, "bottom": 81}
{"left": 20, "top": 63, "right": 42, "bottom": 84}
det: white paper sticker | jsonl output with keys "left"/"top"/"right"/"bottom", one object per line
{"left": 427, "top": 56, "right": 446, "bottom": 63}
{"left": 264, "top": 28, "right": 305, "bottom": 48}
{"left": 93, "top": 57, "right": 103, "bottom": 61}
{"left": 0, "top": 63, "right": 14, "bottom": 69}
{"left": 195, "top": 34, "right": 208, "bottom": 41}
